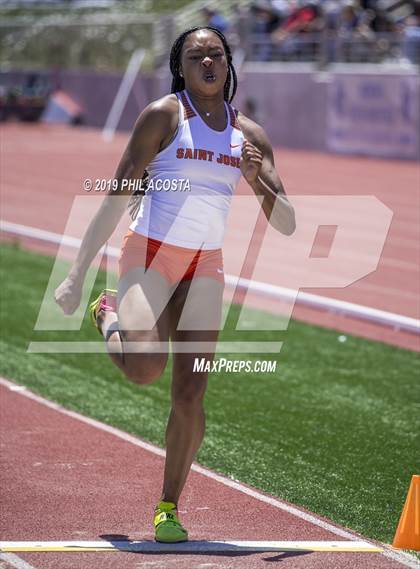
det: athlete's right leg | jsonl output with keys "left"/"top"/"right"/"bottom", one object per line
{"left": 97, "top": 266, "right": 172, "bottom": 385}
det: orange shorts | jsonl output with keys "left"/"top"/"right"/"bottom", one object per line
{"left": 118, "top": 230, "right": 224, "bottom": 285}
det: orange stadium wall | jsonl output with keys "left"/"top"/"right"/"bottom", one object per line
{"left": 1, "top": 68, "right": 418, "bottom": 160}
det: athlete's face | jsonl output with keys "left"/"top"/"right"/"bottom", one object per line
{"left": 180, "top": 30, "right": 228, "bottom": 97}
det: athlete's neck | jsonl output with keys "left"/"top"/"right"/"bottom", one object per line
{"left": 186, "top": 90, "right": 225, "bottom": 117}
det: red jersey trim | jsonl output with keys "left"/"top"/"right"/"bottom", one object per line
{"left": 228, "top": 104, "right": 241, "bottom": 130}
{"left": 179, "top": 91, "right": 197, "bottom": 120}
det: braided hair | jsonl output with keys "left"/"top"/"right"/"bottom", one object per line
{"left": 129, "top": 27, "right": 237, "bottom": 220}
{"left": 169, "top": 26, "right": 238, "bottom": 103}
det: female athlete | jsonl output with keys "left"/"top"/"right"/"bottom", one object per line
{"left": 55, "top": 26, "right": 295, "bottom": 543}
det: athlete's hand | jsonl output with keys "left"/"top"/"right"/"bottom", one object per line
{"left": 240, "top": 140, "right": 263, "bottom": 184}
{"left": 54, "top": 275, "right": 83, "bottom": 315}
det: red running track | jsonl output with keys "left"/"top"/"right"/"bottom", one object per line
{"left": 1, "top": 123, "right": 419, "bottom": 350}
{"left": 1, "top": 125, "right": 419, "bottom": 569}
{"left": 0, "top": 379, "right": 414, "bottom": 569}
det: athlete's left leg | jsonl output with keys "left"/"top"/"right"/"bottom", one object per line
{"left": 162, "top": 276, "right": 223, "bottom": 505}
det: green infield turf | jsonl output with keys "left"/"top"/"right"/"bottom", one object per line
{"left": 0, "top": 242, "right": 419, "bottom": 547}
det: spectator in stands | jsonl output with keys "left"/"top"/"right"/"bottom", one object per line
{"left": 248, "top": 1, "right": 281, "bottom": 61}
{"left": 270, "top": 0, "right": 292, "bottom": 19}
{"left": 337, "top": 3, "right": 360, "bottom": 38}
{"left": 202, "top": 8, "right": 229, "bottom": 34}
{"left": 271, "top": 1, "right": 324, "bottom": 60}
{"left": 246, "top": 0, "right": 416, "bottom": 63}
{"left": 272, "top": 1, "right": 322, "bottom": 40}
{"left": 337, "top": 3, "right": 376, "bottom": 40}
{"left": 402, "top": 2, "right": 420, "bottom": 63}
{"left": 329, "top": 2, "right": 375, "bottom": 62}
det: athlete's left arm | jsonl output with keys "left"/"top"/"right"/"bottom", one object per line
{"left": 238, "top": 115, "right": 296, "bottom": 235}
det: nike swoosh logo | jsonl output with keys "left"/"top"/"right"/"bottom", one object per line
{"left": 230, "top": 144, "right": 241, "bottom": 149}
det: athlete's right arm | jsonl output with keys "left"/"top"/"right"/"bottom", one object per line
{"left": 55, "top": 98, "right": 175, "bottom": 315}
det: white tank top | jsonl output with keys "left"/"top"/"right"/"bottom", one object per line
{"left": 130, "top": 89, "right": 244, "bottom": 249}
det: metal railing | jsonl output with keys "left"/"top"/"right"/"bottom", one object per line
{"left": 247, "top": 31, "right": 419, "bottom": 65}
{"left": 1, "top": 3, "right": 417, "bottom": 71}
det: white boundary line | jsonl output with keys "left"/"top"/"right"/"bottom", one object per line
{"left": 1, "top": 377, "right": 418, "bottom": 568}
{"left": 0, "top": 553, "right": 38, "bottom": 569}
{"left": 0, "top": 540, "right": 382, "bottom": 553}
{"left": 1, "top": 220, "right": 419, "bottom": 335}
{"left": 102, "top": 49, "right": 145, "bottom": 142}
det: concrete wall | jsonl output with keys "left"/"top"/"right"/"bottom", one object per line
{"left": 2, "top": 65, "right": 418, "bottom": 160}
{"left": 237, "top": 69, "right": 328, "bottom": 152}
{"left": 0, "top": 69, "right": 157, "bottom": 130}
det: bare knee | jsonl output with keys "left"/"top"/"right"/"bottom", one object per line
{"left": 124, "top": 354, "right": 166, "bottom": 384}
{"left": 121, "top": 331, "right": 167, "bottom": 385}
{"left": 172, "top": 376, "right": 207, "bottom": 416}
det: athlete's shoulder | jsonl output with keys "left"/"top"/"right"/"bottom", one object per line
{"left": 147, "top": 93, "right": 179, "bottom": 115}
{"left": 138, "top": 93, "right": 178, "bottom": 124}
{"left": 131, "top": 93, "right": 178, "bottom": 142}
{"left": 237, "top": 112, "right": 271, "bottom": 153}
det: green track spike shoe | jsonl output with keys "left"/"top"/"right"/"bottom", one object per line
{"left": 154, "top": 501, "right": 188, "bottom": 543}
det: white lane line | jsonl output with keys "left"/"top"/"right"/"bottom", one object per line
{"left": 0, "top": 553, "right": 37, "bottom": 569}
{"left": 0, "top": 540, "right": 382, "bottom": 553}
{"left": 1, "top": 219, "right": 419, "bottom": 335}
{"left": 1, "top": 377, "right": 418, "bottom": 569}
